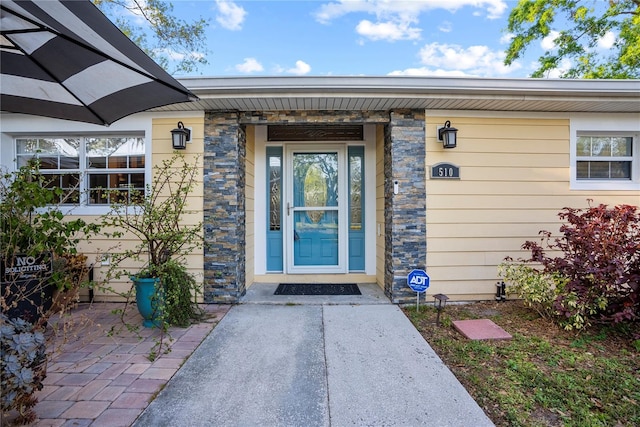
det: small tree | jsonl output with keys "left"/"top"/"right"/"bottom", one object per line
{"left": 100, "top": 154, "right": 204, "bottom": 330}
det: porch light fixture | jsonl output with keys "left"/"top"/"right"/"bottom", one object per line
{"left": 171, "top": 121, "right": 190, "bottom": 150}
{"left": 437, "top": 120, "right": 458, "bottom": 149}
{"left": 433, "top": 293, "right": 450, "bottom": 326}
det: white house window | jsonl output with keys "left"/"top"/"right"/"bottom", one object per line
{"left": 576, "top": 135, "right": 632, "bottom": 180}
{"left": 16, "top": 136, "right": 145, "bottom": 206}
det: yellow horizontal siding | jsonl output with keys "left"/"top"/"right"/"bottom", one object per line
{"left": 429, "top": 152, "right": 569, "bottom": 168}
{"left": 428, "top": 117, "right": 568, "bottom": 137}
{"left": 426, "top": 281, "right": 498, "bottom": 300}
{"left": 446, "top": 138, "right": 569, "bottom": 154}
{"left": 427, "top": 195, "right": 593, "bottom": 210}
{"left": 427, "top": 222, "right": 548, "bottom": 238}
{"left": 427, "top": 251, "right": 522, "bottom": 267}
{"left": 427, "top": 209, "right": 562, "bottom": 224}
{"left": 428, "top": 236, "right": 537, "bottom": 252}
{"left": 425, "top": 115, "right": 571, "bottom": 267}
{"left": 427, "top": 265, "right": 502, "bottom": 281}
{"left": 427, "top": 180, "right": 572, "bottom": 194}
{"left": 423, "top": 115, "right": 638, "bottom": 301}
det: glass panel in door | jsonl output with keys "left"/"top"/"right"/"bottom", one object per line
{"left": 292, "top": 152, "right": 340, "bottom": 268}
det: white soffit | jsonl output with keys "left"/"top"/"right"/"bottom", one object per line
{"left": 153, "top": 76, "right": 640, "bottom": 114}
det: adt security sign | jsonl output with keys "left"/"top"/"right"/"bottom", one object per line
{"left": 407, "top": 269, "right": 430, "bottom": 293}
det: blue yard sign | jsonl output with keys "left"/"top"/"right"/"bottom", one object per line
{"left": 407, "top": 269, "right": 430, "bottom": 292}
{"left": 407, "top": 269, "right": 430, "bottom": 311}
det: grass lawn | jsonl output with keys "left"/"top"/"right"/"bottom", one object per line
{"left": 403, "top": 300, "right": 640, "bottom": 427}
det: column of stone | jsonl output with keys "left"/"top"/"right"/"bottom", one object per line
{"left": 384, "top": 110, "right": 427, "bottom": 303}
{"left": 203, "top": 112, "right": 246, "bottom": 303}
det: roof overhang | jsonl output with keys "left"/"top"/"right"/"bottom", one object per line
{"left": 152, "top": 76, "right": 640, "bottom": 114}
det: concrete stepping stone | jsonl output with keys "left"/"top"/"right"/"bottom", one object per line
{"left": 453, "top": 319, "right": 512, "bottom": 340}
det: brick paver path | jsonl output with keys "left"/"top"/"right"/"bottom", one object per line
{"left": 2, "top": 303, "right": 230, "bottom": 427}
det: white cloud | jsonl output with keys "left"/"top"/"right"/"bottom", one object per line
{"left": 215, "top": 0, "right": 247, "bottom": 31}
{"left": 235, "top": 58, "right": 264, "bottom": 74}
{"left": 438, "top": 21, "right": 453, "bottom": 33}
{"left": 155, "top": 48, "right": 185, "bottom": 61}
{"left": 540, "top": 29, "right": 615, "bottom": 54}
{"left": 286, "top": 60, "right": 312, "bottom": 76}
{"left": 315, "top": 0, "right": 508, "bottom": 25}
{"left": 122, "top": 0, "right": 147, "bottom": 21}
{"left": 395, "top": 42, "right": 521, "bottom": 77}
{"left": 499, "top": 32, "right": 514, "bottom": 44}
{"left": 597, "top": 31, "right": 616, "bottom": 49}
{"left": 541, "top": 30, "right": 560, "bottom": 50}
{"left": 543, "top": 58, "right": 573, "bottom": 78}
{"left": 356, "top": 19, "right": 421, "bottom": 41}
{"left": 388, "top": 67, "right": 471, "bottom": 77}
{"left": 154, "top": 47, "right": 204, "bottom": 62}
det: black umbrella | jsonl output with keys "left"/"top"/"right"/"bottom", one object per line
{"left": 0, "top": 0, "right": 197, "bottom": 125}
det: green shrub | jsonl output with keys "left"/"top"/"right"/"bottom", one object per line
{"left": 502, "top": 201, "right": 639, "bottom": 330}
{"left": 498, "top": 262, "right": 567, "bottom": 319}
{"left": 499, "top": 260, "right": 601, "bottom": 330}
{"left": 155, "top": 260, "right": 204, "bottom": 328}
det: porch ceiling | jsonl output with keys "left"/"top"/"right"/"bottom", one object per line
{"left": 152, "top": 76, "right": 640, "bottom": 114}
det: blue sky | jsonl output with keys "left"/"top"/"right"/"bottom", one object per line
{"left": 134, "top": 0, "right": 615, "bottom": 78}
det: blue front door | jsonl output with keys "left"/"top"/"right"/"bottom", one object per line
{"left": 287, "top": 147, "right": 347, "bottom": 273}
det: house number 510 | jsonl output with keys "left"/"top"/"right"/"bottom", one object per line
{"left": 430, "top": 163, "right": 460, "bottom": 179}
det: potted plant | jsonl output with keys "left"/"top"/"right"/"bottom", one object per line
{"left": 130, "top": 267, "right": 163, "bottom": 328}
{"left": 100, "top": 154, "right": 204, "bottom": 329}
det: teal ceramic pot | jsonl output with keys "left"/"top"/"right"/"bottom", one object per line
{"left": 132, "top": 277, "right": 162, "bottom": 328}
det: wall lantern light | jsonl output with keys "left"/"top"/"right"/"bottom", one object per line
{"left": 437, "top": 120, "right": 458, "bottom": 149}
{"left": 433, "top": 293, "right": 450, "bottom": 326}
{"left": 170, "top": 121, "right": 190, "bottom": 150}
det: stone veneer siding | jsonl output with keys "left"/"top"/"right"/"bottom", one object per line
{"left": 203, "top": 109, "right": 426, "bottom": 304}
{"left": 203, "top": 112, "right": 246, "bottom": 303}
{"left": 384, "top": 110, "right": 427, "bottom": 303}
{"left": 237, "top": 110, "right": 390, "bottom": 125}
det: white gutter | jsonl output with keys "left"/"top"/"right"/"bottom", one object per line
{"left": 178, "top": 76, "right": 640, "bottom": 98}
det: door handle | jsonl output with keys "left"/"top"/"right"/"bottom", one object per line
{"left": 287, "top": 202, "right": 292, "bottom": 216}
{"left": 294, "top": 230, "right": 300, "bottom": 241}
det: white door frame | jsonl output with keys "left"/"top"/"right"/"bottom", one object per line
{"left": 284, "top": 144, "right": 348, "bottom": 274}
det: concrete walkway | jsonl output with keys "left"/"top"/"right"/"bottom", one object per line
{"left": 134, "top": 284, "right": 493, "bottom": 426}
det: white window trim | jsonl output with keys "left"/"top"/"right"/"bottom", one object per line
{"left": 1, "top": 114, "right": 154, "bottom": 215}
{"left": 13, "top": 134, "right": 150, "bottom": 216}
{"left": 570, "top": 114, "right": 640, "bottom": 191}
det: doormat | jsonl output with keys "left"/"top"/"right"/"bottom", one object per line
{"left": 274, "top": 283, "right": 361, "bottom": 296}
